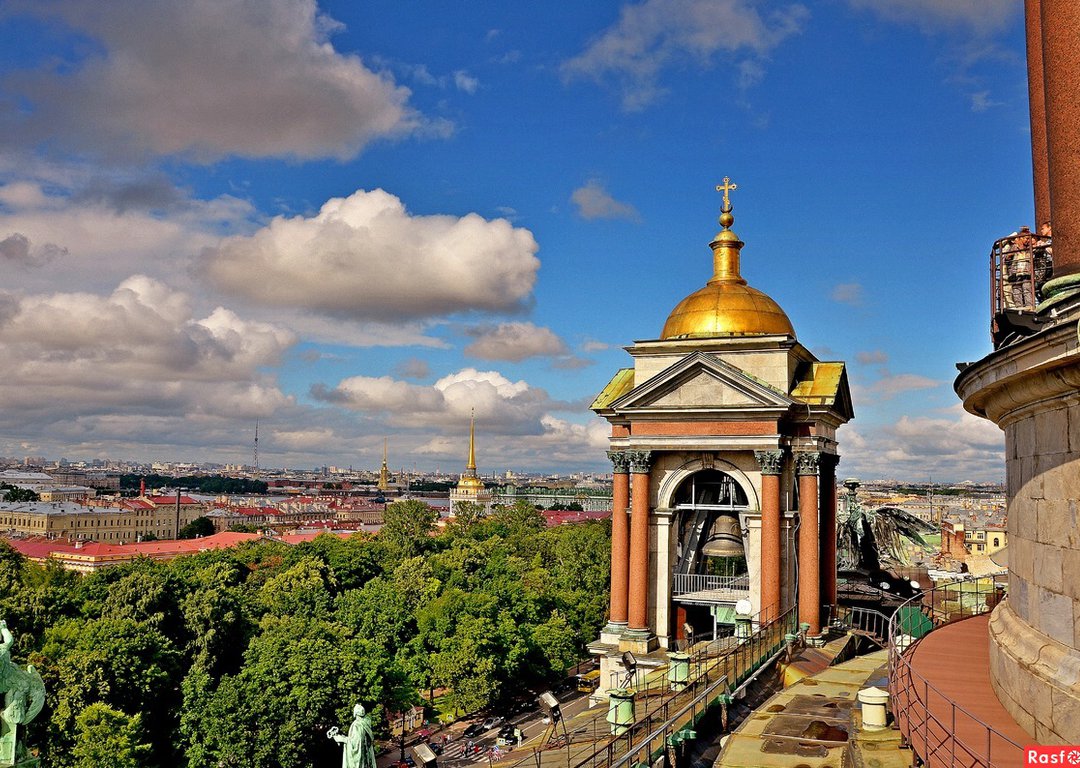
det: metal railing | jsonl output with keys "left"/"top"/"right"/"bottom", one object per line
{"left": 827, "top": 604, "right": 891, "bottom": 647}
{"left": 671, "top": 573, "right": 750, "bottom": 596}
{"left": 887, "top": 575, "right": 1017, "bottom": 768}
{"left": 505, "top": 606, "right": 797, "bottom": 768}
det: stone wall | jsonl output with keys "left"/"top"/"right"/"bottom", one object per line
{"left": 956, "top": 321, "right": 1080, "bottom": 743}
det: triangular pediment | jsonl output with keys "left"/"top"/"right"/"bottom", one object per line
{"left": 610, "top": 351, "right": 795, "bottom": 413}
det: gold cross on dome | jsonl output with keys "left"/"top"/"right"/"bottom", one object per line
{"left": 716, "top": 176, "right": 737, "bottom": 211}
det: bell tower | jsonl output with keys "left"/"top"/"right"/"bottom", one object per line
{"left": 590, "top": 182, "right": 853, "bottom": 680}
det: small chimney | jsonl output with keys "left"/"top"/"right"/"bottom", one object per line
{"left": 139, "top": 478, "right": 146, "bottom": 497}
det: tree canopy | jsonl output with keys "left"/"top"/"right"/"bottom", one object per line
{"left": 0, "top": 501, "right": 611, "bottom": 768}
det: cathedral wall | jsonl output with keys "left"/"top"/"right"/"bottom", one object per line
{"left": 956, "top": 325, "right": 1080, "bottom": 743}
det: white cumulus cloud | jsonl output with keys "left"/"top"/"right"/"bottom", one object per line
{"left": 570, "top": 180, "right": 640, "bottom": 221}
{"left": 315, "top": 367, "right": 572, "bottom": 434}
{"left": 0, "top": 277, "right": 296, "bottom": 433}
{"left": 846, "top": 0, "right": 1019, "bottom": 35}
{"left": 205, "top": 188, "right": 540, "bottom": 322}
{"left": 3, "top": 0, "right": 423, "bottom": 160}
{"left": 562, "top": 0, "right": 809, "bottom": 110}
{"left": 464, "top": 322, "right": 569, "bottom": 361}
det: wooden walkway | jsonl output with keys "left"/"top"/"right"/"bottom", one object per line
{"left": 893, "top": 614, "right": 1030, "bottom": 768}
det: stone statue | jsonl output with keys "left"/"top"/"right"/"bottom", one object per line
{"left": 0, "top": 620, "right": 46, "bottom": 767}
{"left": 327, "top": 703, "right": 376, "bottom": 768}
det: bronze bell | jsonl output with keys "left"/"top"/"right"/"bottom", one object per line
{"left": 701, "top": 513, "right": 744, "bottom": 558}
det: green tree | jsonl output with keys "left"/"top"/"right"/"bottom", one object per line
{"left": 42, "top": 617, "right": 181, "bottom": 765}
{"left": 181, "top": 561, "right": 249, "bottom": 674}
{"left": 447, "top": 500, "right": 485, "bottom": 532}
{"left": 181, "top": 615, "right": 407, "bottom": 768}
{"left": 1, "top": 484, "right": 39, "bottom": 502}
{"left": 71, "top": 703, "right": 152, "bottom": 768}
{"left": 179, "top": 516, "right": 216, "bottom": 539}
{"left": 486, "top": 499, "right": 545, "bottom": 537}
{"left": 380, "top": 500, "right": 439, "bottom": 558}
{"left": 257, "top": 557, "right": 337, "bottom": 618}
{"left": 531, "top": 611, "right": 579, "bottom": 677}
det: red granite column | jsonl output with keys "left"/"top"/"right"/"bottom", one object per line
{"left": 607, "top": 451, "right": 630, "bottom": 631}
{"left": 819, "top": 455, "right": 838, "bottom": 608}
{"left": 755, "top": 450, "right": 784, "bottom": 623}
{"left": 796, "top": 453, "right": 821, "bottom": 635}
{"left": 1027, "top": 0, "right": 1050, "bottom": 227}
{"left": 1040, "top": 0, "right": 1080, "bottom": 279}
{"left": 627, "top": 451, "right": 652, "bottom": 635}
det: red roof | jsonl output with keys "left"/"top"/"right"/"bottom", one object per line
{"left": 147, "top": 495, "right": 200, "bottom": 505}
{"left": 2, "top": 532, "right": 262, "bottom": 563}
{"left": 277, "top": 531, "right": 356, "bottom": 545}
{"left": 542, "top": 510, "right": 610, "bottom": 527}
{"left": 3, "top": 537, "right": 79, "bottom": 559}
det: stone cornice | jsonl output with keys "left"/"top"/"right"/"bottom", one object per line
{"left": 956, "top": 319, "right": 1080, "bottom": 426}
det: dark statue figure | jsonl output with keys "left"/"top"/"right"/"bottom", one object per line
{"left": 0, "top": 620, "right": 46, "bottom": 767}
{"left": 327, "top": 703, "right": 376, "bottom": 768}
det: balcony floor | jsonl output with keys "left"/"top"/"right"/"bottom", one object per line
{"left": 674, "top": 588, "right": 751, "bottom": 605}
{"left": 896, "top": 614, "right": 1031, "bottom": 768}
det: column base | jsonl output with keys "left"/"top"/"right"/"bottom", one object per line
{"left": 619, "top": 629, "right": 658, "bottom": 655}
{"left": 600, "top": 622, "right": 628, "bottom": 644}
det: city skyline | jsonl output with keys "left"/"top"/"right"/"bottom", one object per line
{"left": 0, "top": 0, "right": 1025, "bottom": 480}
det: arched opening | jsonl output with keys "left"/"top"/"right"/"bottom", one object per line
{"left": 671, "top": 470, "right": 751, "bottom": 644}
{"left": 673, "top": 470, "right": 749, "bottom": 578}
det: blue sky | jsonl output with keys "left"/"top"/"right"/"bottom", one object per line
{"left": 0, "top": 0, "right": 1028, "bottom": 480}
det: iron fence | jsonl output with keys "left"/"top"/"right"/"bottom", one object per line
{"left": 887, "top": 575, "right": 1018, "bottom": 768}
{"left": 504, "top": 606, "right": 797, "bottom": 768}
{"left": 671, "top": 573, "right": 750, "bottom": 596}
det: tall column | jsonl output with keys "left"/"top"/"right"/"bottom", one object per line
{"left": 606, "top": 450, "right": 631, "bottom": 633}
{"left": 626, "top": 450, "right": 652, "bottom": 637}
{"left": 1026, "top": 0, "right": 1050, "bottom": 228}
{"left": 754, "top": 450, "right": 784, "bottom": 623}
{"left": 819, "top": 455, "right": 839, "bottom": 608}
{"left": 796, "top": 452, "right": 821, "bottom": 635}
{"left": 1040, "top": 0, "right": 1080, "bottom": 280}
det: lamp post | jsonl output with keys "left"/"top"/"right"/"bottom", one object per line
{"left": 399, "top": 709, "right": 406, "bottom": 763}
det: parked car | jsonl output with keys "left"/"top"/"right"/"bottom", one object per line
{"left": 462, "top": 723, "right": 487, "bottom": 739}
{"left": 481, "top": 716, "right": 504, "bottom": 730}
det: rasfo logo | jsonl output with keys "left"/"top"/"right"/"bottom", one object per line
{"left": 1025, "top": 747, "right": 1080, "bottom": 766}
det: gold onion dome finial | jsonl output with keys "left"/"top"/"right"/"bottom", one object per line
{"left": 660, "top": 178, "right": 795, "bottom": 340}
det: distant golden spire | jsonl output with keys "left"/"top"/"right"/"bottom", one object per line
{"left": 466, "top": 410, "right": 477, "bottom": 471}
{"left": 377, "top": 437, "right": 391, "bottom": 492}
{"left": 456, "top": 410, "right": 484, "bottom": 492}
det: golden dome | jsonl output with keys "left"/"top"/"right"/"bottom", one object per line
{"left": 660, "top": 191, "right": 794, "bottom": 340}
{"left": 456, "top": 476, "right": 485, "bottom": 492}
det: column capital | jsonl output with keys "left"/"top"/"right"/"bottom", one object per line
{"left": 818, "top": 452, "right": 839, "bottom": 471}
{"left": 753, "top": 449, "right": 784, "bottom": 476}
{"left": 795, "top": 452, "right": 820, "bottom": 476}
{"left": 607, "top": 450, "right": 631, "bottom": 474}
{"left": 626, "top": 450, "right": 653, "bottom": 474}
